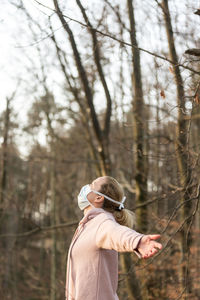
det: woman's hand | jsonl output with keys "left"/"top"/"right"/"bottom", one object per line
{"left": 137, "top": 235, "right": 162, "bottom": 259}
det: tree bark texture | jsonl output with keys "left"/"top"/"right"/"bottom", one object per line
{"left": 127, "top": 0, "right": 148, "bottom": 233}
{"left": 0, "top": 98, "right": 10, "bottom": 206}
{"left": 161, "top": 0, "right": 193, "bottom": 295}
{"left": 120, "top": 253, "right": 143, "bottom": 300}
{"left": 50, "top": 157, "right": 57, "bottom": 300}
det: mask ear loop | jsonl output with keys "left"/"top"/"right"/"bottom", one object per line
{"left": 92, "top": 190, "right": 126, "bottom": 210}
{"left": 118, "top": 196, "right": 126, "bottom": 211}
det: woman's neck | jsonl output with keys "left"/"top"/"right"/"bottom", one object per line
{"left": 84, "top": 205, "right": 93, "bottom": 215}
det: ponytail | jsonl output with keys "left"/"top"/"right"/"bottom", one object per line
{"left": 113, "top": 209, "right": 136, "bottom": 228}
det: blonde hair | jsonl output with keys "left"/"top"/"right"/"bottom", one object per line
{"left": 98, "top": 176, "right": 135, "bottom": 229}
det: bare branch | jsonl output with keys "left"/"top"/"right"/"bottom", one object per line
{"left": 31, "top": 0, "right": 200, "bottom": 75}
{"left": 76, "top": 0, "right": 112, "bottom": 138}
{"left": 0, "top": 221, "right": 78, "bottom": 239}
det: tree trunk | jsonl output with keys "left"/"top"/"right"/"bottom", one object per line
{"left": 120, "top": 253, "right": 142, "bottom": 300}
{"left": 123, "top": 1, "right": 148, "bottom": 300}
{"left": 161, "top": 0, "right": 193, "bottom": 296}
{"left": 76, "top": 0, "right": 112, "bottom": 140}
{"left": 0, "top": 98, "right": 18, "bottom": 299}
{"left": 53, "top": 0, "right": 112, "bottom": 175}
{"left": 127, "top": 0, "right": 148, "bottom": 233}
{"left": 42, "top": 91, "right": 58, "bottom": 300}
{"left": 49, "top": 28, "right": 102, "bottom": 176}
{"left": 0, "top": 98, "right": 10, "bottom": 206}
{"left": 50, "top": 156, "right": 57, "bottom": 300}
{"left": 154, "top": 59, "right": 163, "bottom": 215}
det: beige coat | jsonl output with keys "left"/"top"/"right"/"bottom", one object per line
{"left": 65, "top": 208, "right": 144, "bottom": 300}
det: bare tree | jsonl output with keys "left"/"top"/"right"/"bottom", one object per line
{"left": 0, "top": 97, "right": 12, "bottom": 205}
{"left": 161, "top": 0, "right": 194, "bottom": 295}
{"left": 127, "top": 0, "right": 148, "bottom": 233}
{"left": 53, "top": 0, "right": 112, "bottom": 175}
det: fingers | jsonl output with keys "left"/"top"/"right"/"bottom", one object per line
{"left": 147, "top": 235, "right": 162, "bottom": 250}
{"left": 153, "top": 241, "right": 162, "bottom": 250}
{"left": 143, "top": 247, "right": 159, "bottom": 259}
{"left": 142, "top": 238, "right": 162, "bottom": 259}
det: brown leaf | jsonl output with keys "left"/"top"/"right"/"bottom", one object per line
{"left": 194, "top": 94, "right": 200, "bottom": 104}
{"left": 169, "top": 66, "right": 174, "bottom": 74}
{"left": 160, "top": 90, "right": 166, "bottom": 98}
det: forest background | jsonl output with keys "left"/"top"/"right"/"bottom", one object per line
{"left": 0, "top": 0, "right": 200, "bottom": 299}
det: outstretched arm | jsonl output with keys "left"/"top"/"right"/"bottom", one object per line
{"left": 137, "top": 234, "right": 162, "bottom": 259}
{"left": 96, "top": 217, "right": 162, "bottom": 258}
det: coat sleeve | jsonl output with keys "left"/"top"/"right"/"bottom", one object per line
{"left": 95, "top": 218, "right": 144, "bottom": 257}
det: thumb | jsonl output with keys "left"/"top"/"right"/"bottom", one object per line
{"left": 147, "top": 234, "right": 161, "bottom": 240}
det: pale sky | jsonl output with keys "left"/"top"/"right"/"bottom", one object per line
{"left": 0, "top": 0, "right": 199, "bottom": 157}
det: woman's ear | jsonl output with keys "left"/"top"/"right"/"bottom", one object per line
{"left": 94, "top": 195, "right": 104, "bottom": 204}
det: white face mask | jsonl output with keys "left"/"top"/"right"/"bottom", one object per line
{"left": 77, "top": 184, "right": 94, "bottom": 210}
{"left": 77, "top": 184, "right": 126, "bottom": 211}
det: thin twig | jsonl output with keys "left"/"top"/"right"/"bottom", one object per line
{"left": 29, "top": 0, "right": 200, "bottom": 75}
{"left": 0, "top": 221, "right": 78, "bottom": 238}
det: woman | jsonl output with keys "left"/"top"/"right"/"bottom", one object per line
{"left": 66, "top": 176, "right": 162, "bottom": 300}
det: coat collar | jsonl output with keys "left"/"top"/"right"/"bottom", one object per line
{"left": 79, "top": 208, "right": 114, "bottom": 225}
